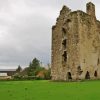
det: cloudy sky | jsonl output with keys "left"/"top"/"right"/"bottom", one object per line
{"left": 0, "top": 0, "right": 100, "bottom": 69}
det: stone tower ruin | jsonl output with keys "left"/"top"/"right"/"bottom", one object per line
{"left": 51, "top": 2, "right": 100, "bottom": 81}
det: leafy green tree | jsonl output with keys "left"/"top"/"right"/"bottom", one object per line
{"left": 28, "top": 58, "right": 41, "bottom": 76}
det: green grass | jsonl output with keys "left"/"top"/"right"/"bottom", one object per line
{"left": 0, "top": 80, "right": 100, "bottom": 100}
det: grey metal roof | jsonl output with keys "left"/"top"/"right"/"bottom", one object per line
{"left": 0, "top": 69, "right": 16, "bottom": 72}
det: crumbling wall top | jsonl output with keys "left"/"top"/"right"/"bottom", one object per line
{"left": 86, "top": 2, "right": 96, "bottom": 19}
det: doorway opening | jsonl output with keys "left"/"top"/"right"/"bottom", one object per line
{"left": 85, "top": 71, "right": 90, "bottom": 79}
{"left": 67, "top": 72, "right": 72, "bottom": 79}
{"left": 94, "top": 71, "right": 97, "bottom": 77}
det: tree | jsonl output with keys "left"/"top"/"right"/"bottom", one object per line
{"left": 28, "top": 58, "right": 41, "bottom": 76}
{"left": 31, "top": 58, "right": 40, "bottom": 69}
{"left": 16, "top": 65, "right": 22, "bottom": 73}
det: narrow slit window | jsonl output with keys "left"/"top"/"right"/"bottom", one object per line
{"left": 62, "top": 51, "right": 67, "bottom": 62}
{"left": 94, "top": 71, "right": 97, "bottom": 77}
{"left": 62, "top": 39, "right": 66, "bottom": 48}
{"left": 62, "top": 28, "right": 66, "bottom": 38}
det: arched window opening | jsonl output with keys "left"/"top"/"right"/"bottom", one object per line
{"left": 94, "top": 71, "right": 97, "bottom": 77}
{"left": 85, "top": 71, "right": 90, "bottom": 79}
{"left": 67, "top": 72, "right": 72, "bottom": 79}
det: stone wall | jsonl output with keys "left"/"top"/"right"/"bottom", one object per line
{"left": 51, "top": 2, "right": 100, "bottom": 81}
{"left": 78, "top": 11, "right": 100, "bottom": 79}
{"left": 51, "top": 6, "right": 71, "bottom": 80}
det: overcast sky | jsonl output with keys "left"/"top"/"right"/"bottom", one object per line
{"left": 0, "top": 0, "right": 100, "bottom": 69}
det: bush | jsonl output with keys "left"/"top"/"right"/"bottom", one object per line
{"left": 13, "top": 73, "right": 23, "bottom": 80}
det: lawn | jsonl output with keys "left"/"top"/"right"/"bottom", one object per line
{"left": 0, "top": 80, "right": 100, "bottom": 100}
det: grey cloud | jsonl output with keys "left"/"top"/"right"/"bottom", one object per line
{"left": 0, "top": 0, "right": 100, "bottom": 69}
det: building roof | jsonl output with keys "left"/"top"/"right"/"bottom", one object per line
{"left": 0, "top": 69, "right": 16, "bottom": 72}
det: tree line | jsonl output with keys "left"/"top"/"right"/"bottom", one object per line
{"left": 14, "top": 58, "right": 51, "bottom": 80}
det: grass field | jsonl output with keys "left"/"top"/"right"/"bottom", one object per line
{"left": 0, "top": 80, "right": 100, "bottom": 100}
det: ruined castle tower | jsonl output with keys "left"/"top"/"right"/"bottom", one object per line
{"left": 51, "top": 2, "right": 100, "bottom": 81}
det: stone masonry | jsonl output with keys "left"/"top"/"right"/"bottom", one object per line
{"left": 51, "top": 2, "right": 100, "bottom": 81}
